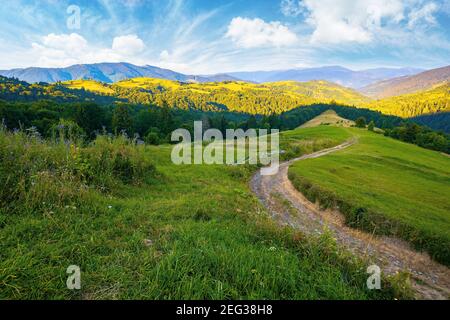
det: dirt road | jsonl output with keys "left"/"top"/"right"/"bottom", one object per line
{"left": 250, "top": 140, "right": 450, "bottom": 300}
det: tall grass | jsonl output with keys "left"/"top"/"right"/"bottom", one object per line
{"left": 0, "top": 125, "right": 157, "bottom": 216}
{"left": 0, "top": 125, "right": 411, "bottom": 300}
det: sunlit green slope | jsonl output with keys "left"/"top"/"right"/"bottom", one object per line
{"left": 63, "top": 78, "right": 449, "bottom": 117}
{"left": 288, "top": 126, "right": 450, "bottom": 265}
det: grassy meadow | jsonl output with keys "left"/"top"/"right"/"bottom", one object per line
{"left": 0, "top": 125, "right": 408, "bottom": 300}
{"left": 288, "top": 127, "right": 450, "bottom": 265}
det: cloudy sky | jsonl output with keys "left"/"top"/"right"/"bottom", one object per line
{"left": 0, "top": 0, "right": 449, "bottom": 73}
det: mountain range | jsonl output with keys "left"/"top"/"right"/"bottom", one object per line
{"left": 360, "top": 65, "right": 450, "bottom": 98}
{"left": 0, "top": 62, "right": 240, "bottom": 84}
{"left": 227, "top": 66, "right": 423, "bottom": 88}
{"left": 0, "top": 63, "right": 423, "bottom": 89}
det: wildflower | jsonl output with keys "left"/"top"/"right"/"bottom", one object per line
{"left": 108, "top": 205, "right": 113, "bottom": 209}
{"left": 269, "top": 246, "right": 277, "bottom": 252}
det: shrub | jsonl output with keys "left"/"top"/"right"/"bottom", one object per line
{"left": 78, "top": 134, "right": 157, "bottom": 187}
{"left": 145, "top": 132, "right": 161, "bottom": 145}
{"left": 49, "top": 119, "right": 86, "bottom": 142}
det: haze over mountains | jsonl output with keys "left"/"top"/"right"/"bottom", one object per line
{"left": 361, "top": 65, "right": 450, "bottom": 99}
{"left": 228, "top": 66, "right": 423, "bottom": 88}
{"left": 0, "top": 62, "right": 423, "bottom": 90}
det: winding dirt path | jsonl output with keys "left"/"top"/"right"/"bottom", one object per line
{"left": 250, "top": 140, "right": 450, "bottom": 300}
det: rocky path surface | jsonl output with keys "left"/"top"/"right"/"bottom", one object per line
{"left": 250, "top": 141, "right": 450, "bottom": 300}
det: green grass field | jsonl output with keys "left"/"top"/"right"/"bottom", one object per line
{"left": 0, "top": 126, "right": 406, "bottom": 300}
{"left": 288, "top": 127, "right": 450, "bottom": 265}
{"left": 299, "top": 110, "right": 354, "bottom": 129}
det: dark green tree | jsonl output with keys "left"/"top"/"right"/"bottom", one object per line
{"left": 112, "top": 105, "right": 133, "bottom": 135}
{"left": 73, "top": 103, "right": 106, "bottom": 137}
{"left": 355, "top": 117, "right": 367, "bottom": 128}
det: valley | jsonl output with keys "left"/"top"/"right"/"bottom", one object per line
{"left": 1, "top": 0, "right": 450, "bottom": 306}
{"left": 2, "top": 63, "right": 449, "bottom": 119}
{"left": 1, "top": 108, "right": 449, "bottom": 299}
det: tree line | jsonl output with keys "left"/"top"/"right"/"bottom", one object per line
{"left": 1, "top": 99, "right": 448, "bottom": 153}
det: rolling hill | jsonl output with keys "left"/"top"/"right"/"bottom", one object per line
{"left": 2, "top": 74, "right": 448, "bottom": 118}
{"left": 112, "top": 78, "right": 369, "bottom": 115}
{"left": 288, "top": 126, "right": 450, "bottom": 266}
{"left": 368, "top": 83, "right": 450, "bottom": 117}
{"left": 64, "top": 78, "right": 371, "bottom": 115}
{"left": 299, "top": 110, "right": 354, "bottom": 128}
{"left": 361, "top": 65, "right": 450, "bottom": 98}
{"left": 64, "top": 77, "right": 449, "bottom": 117}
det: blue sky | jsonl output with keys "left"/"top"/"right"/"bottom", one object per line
{"left": 0, "top": 0, "right": 449, "bottom": 73}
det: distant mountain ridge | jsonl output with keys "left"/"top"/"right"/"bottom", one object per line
{"left": 360, "top": 65, "right": 450, "bottom": 98}
{"left": 0, "top": 62, "right": 240, "bottom": 84}
{"left": 228, "top": 66, "right": 423, "bottom": 89}
{"left": 0, "top": 63, "right": 423, "bottom": 89}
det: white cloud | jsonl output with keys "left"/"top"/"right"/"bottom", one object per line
{"left": 280, "top": 0, "right": 305, "bottom": 17}
{"left": 112, "top": 34, "right": 145, "bottom": 55}
{"left": 226, "top": 17, "right": 298, "bottom": 48}
{"left": 295, "top": 0, "right": 441, "bottom": 45}
{"left": 41, "top": 33, "right": 88, "bottom": 52}
{"left": 408, "top": 2, "right": 438, "bottom": 28}
{"left": 160, "top": 50, "right": 170, "bottom": 61}
{"left": 299, "top": 0, "right": 405, "bottom": 44}
{"left": 29, "top": 33, "right": 146, "bottom": 68}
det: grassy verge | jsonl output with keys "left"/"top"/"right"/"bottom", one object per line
{"left": 288, "top": 127, "right": 450, "bottom": 266}
{"left": 0, "top": 126, "right": 408, "bottom": 299}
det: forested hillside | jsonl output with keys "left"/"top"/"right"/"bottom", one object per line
{"left": 412, "top": 112, "right": 450, "bottom": 134}
{"left": 66, "top": 77, "right": 450, "bottom": 118}
{"left": 109, "top": 78, "right": 370, "bottom": 115}
{"left": 368, "top": 83, "right": 449, "bottom": 117}
{"left": 0, "top": 76, "right": 117, "bottom": 104}
{"left": 1, "top": 76, "right": 449, "bottom": 119}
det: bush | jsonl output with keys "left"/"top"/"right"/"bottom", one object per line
{"left": 49, "top": 119, "right": 85, "bottom": 142}
{"left": 145, "top": 132, "right": 161, "bottom": 145}
{"left": 78, "top": 134, "right": 157, "bottom": 187}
